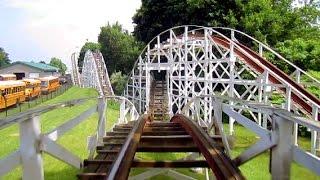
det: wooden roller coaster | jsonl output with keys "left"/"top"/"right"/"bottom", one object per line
{"left": 78, "top": 114, "right": 244, "bottom": 180}
{"left": 78, "top": 77, "right": 244, "bottom": 179}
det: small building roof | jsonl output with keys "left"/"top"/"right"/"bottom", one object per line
{"left": 0, "top": 61, "right": 59, "bottom": 72}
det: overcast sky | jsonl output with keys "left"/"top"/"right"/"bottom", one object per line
{"left": 0, "top": 0, "right": 141, "bottom": 70}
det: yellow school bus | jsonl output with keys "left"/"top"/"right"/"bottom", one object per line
{"left": 39, "top": 76, "right": 60, "bottom": 94}
{"left": 22, "top": 79, "right": 41, "bottom": 99}
{"left": 0, "top": 74, "right": 17, "bottom": 81}
{"left": 0, "top": 81, "right": 26, "bottom": 109}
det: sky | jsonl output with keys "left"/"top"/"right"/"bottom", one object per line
{"left": 0, "top": 0, "right": 141, "bottom": 71}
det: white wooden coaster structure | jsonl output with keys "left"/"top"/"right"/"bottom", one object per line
{"left": 123, "top": 25, "right": 320, "bottom": 154}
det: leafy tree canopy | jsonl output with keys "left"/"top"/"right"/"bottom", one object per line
{"left": 110, "top": 71, "right": 128, "bottom": 95}
{"left": 98, "top": 22, "right": 144, "bottom": 75}
{"left": 0, "top": 47, "right": 11, "bottom": 67}
{"left": 78, "top": 42, "right": 101, "bottom": 71}
{"left": 49, "top": 57, "right": 67, "bottom": 75}
{"left": 133, "top": 0, "right": 240, "bottom": 43}
{"left": 235, "top": 0, "right": 320, "bottom": 45}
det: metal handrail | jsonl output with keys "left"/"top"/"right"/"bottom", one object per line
{"left": 183, "top": 94, "right": 320, "bottom": 132}
{"left": 212, "top": 27, "right": 320, "bottom": 85}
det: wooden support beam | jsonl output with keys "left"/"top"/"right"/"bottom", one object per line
{"left": 132, "top": 159, "right": 208, "bottom": 168}
{"left": 142, "top": 131, "right": 188, "bottom": 136}
{"left": 107, "top": 115, "right": 149, "bottom": 180}
{"left": 171, "top": 114, "right": 245, "bottom": 180}
{"left": 103, "top": 136, "right": 127, "bottom": 140}
{"left": 96, "top": 150, "right": 119, "bottom": 154}
{"left": 113, "top": 127, "right": 132, "bottom": 132}
{"left": 143, "top": 127, "right": 185, "bottom": 131}
{"left": 83, "top": 159, "right": 114, "bottom": 166}
{"left": 103, "top": 142, "right": 124, "bottom": 146}
{"left": 106, "top": 132, "right": 129, "bottom": 136}
{"left": 137, "top": 145, "right": 199, "bottom": 152}
{"left": 145, "top": 122, "right": 181, "bottom": 127}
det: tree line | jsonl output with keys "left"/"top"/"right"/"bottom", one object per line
{"left": 78, "top": 0, "right": 320, "bottom": 94}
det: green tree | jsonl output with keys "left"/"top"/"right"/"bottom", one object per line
{"left": 98, "top": 22, "right": 144, "bottom": 75}
{"left": 133, "top": 0, "right": 240, "bottom": 43}
{"left": 0, "top": 47, "right": 11, "bottom": 67}
{"left": 78, "top": 42, "right": 101, "bottom": 72}
{"left": 110, "top": 71, "right": 128, "bottom": 95}
{"left": 49, "top": 57, "right": 67, "bottom": 75}
{"left": 234, "top": 0, "right": 320, "bottom": 46}
{"left": 276, "top": 38, "right": 320, "bottom": 71}
{"left": 133, "top": 0, "right": 320, "bottom": 71}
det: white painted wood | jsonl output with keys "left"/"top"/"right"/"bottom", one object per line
{"left": 233, "top": 136, "right": 276, "bottom": 166}
{"left": 223, "top": 106, "right": 269, "bottom": 138}
{"left": 292, "top": 146, "right": 320, "bottom": 175}
{"left": 311, "top": 105, "right": 319, "bottom": 154}
{"left": 214, "top": 100, "right": 231, "bottom": 156}
{"left": 271, "top": 114, "right": 293, "bottom": 180}
{"left": 20, "top": 115, "right": 44, "bottom": 180}
{"left": 97, "top": 97, "right": 106, "bottom": 145}
{"left": 41, "top": 136, "right": 82, "bottom": 168}
{"left": 0, "top": 150, "right": 21, "bottom": 176}
{"left": 46, "top": 105, "right": 97, "bottom": 141}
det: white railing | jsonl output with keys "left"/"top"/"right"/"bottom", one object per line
{"left": 182, "top": 95, "right": 320, "bottom": 178}
{"left": 212, "top": 27, "right": 320, "bottom": 86}
{"left": 70, "top": 52, "right": 81, "bottom": 86}
{"left": 123, "top": 25, "right": 320, "bottom": 121}
{"left": 0, "top": 96, "right": 138, "bottom": 179}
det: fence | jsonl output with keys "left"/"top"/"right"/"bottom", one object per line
{"left": 0, "top": 83, "right": 72, "bottom": 118}
{"left": 182, "top": 95, "right": 320, "bottom": 179}
{"left": 0, "top": 96, "right": 138, "bottom": 179}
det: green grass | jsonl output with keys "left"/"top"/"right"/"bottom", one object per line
{"left": 1, "top": 86, "right": 319, "bottom": 179}
{"left": 0, "top": 86, "right": 121, "bottom": 180}
{"left": 225, "top": 123, "right": 320, "bottom": 180}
